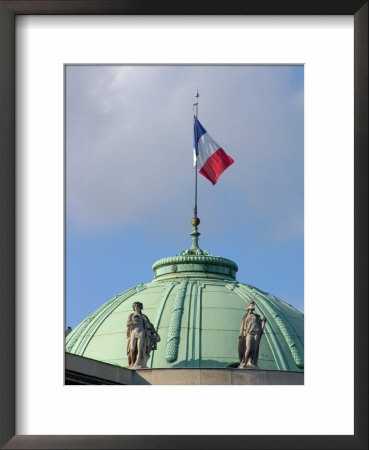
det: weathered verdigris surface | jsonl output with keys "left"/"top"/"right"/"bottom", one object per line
{"left": 66, "top": 243, "right": 304, "bottom": 372}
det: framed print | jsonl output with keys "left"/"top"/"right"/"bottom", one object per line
{"left": 0, "top": 1, "right": 367, "bottom": 449}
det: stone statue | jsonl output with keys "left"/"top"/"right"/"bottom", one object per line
{"left": 126, "top": 302, "right": 160, "bottom": 369}
{"left": 238, "top": 300, "right": 266, "bottom": 368}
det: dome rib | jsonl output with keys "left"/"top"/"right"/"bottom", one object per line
{"left": 166, "top": 279, "right": 189, "bottom": 363}
{"left": 149, "top": 282, "right": 178, "bottom": 368}
{"left": 66, "top": 294, "right": 120, "bottom": 353}
{"left": 67, "top": 285, "right": 147, "bottom": 356}
{"left": 251, "top": 289, "right": 304, "bottom": 369}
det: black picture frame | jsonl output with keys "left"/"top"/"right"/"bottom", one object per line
{"left": 0, "top": 1, "right": 367, "bottom": 449}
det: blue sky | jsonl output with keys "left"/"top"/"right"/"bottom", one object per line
{"left": 66, "top": 65, "right": 304, "bottom": 329}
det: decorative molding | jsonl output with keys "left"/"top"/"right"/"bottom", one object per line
{"left": 65, "top": 295, "right": 120, "bottom": 353}
{"left": 225, "top": 282, "right": 238, "bottom": 291}
{"left": 251, "top": 289, "right": 304, "bottom": 369}
{"left": 152, "top": 254, "right": 238, "bottom": 272}
{"left": 166, "top": 279, "right": 189, "bottom": 363}
{"left": 149, "top": 282, "right": 178, "bottom": 368}
{"left": 135, "top": 284, "right": 146, "bottom": 293}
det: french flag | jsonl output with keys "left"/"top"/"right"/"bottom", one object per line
{"left": 193, "top": 117, "right": 234, "bottom": 185}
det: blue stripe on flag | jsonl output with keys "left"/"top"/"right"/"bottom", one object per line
{"left": 193, "top": 118, "right": 207, "bottom": 155}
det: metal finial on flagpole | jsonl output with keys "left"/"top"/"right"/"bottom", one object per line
{"left": 191, "top": 87, "right": 200, "bottom": 250}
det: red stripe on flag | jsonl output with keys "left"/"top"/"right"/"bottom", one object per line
{"left": 199, "top": 148, "right": 234, "bottom": 185}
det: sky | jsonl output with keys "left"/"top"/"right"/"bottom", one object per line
{"left": 66, "top": 65, "right": 304, "bottom": 329}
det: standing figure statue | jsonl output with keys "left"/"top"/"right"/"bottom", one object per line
{"left": 126, "top": 302, "right": 160, "bottom": 369}
{"left": 238, "top": 300, "right": 266, "bottom": 368}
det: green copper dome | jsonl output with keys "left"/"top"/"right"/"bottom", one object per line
{"left": 66, "top": 224, "right": 304, "bottom": 372}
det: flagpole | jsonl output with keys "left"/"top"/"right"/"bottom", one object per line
{"left": 191, "top": 87, "right": 200, "bottom": 250}
{"left": 194, "top": 87, "right": 199, "bottom": 218}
